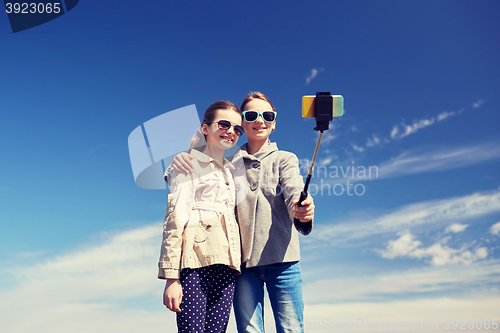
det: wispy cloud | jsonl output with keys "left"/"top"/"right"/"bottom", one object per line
{"left": 0, "top": 217, "right": 497, "bottom": 333}
{"left": 321, "top": 130, "right": 337, "bottom": 144}
{"left": 436, "top": 110, "right": 456, "bottom": 121}
{"left": 316, "top": 142, "right": 500, "bottom": 184}
{"left": 390, "top": 108, "right": 464, "bottom": 139}
{"left": 301, "top": 296, "right": 500, "bottom": 333}
{"left": 0, "top": 223, "right": 176, "bottom": 333}
{"left": 473, "top": 99, "right": 486, "bottom": 108}
{"left": 376, "top": 142, "right": 500, "bottom": 179}
{"left": 391, "top": 118, "right": 436, "bottom": 139}
{"left": 319, "top": 156, "right": 334, "bottom": 166}
{"left": 350, "top": 104, "right": 469, "bottom": 154}
{"left": 365, "top": 134, "right": 381, "bottom": 147}
{"left": 306, "top": 68, "right": 325, "bottom": 85}
{"left": 444, "top": 223, "right": 468, "bottom": 234}
{"left": 305, "top": 188, "right": 500, "bottom": 246}
{"left": 303, "top": 260, "right": 500, "bottom": 303}
{"left": 351, "top": 143, "right": 365, "bottom": 152}
{"left": 490, "top": 222, "right": 500, "bottom": 236}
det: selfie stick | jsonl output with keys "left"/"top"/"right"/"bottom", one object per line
{"left": 294, "top": 92, "right": 343, "bottom": 224}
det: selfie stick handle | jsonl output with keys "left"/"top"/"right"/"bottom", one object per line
{"left": 296, "top": 131, "right": 323, "bottom": 209}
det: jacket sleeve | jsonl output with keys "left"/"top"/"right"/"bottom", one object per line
{"left": 164, "top": 164, "right": 175, "bottom": 186}
{"left": 164, "top": 151, "right": 193, "bottom": 186}
{"left": 279, "top": 153, "right": 313, "bottom": 236}
{"left": 158, "top": 170, "right": 195, "bottom": 279}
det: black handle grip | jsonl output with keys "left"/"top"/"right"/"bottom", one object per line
{"left": 293, "top": 190, "right": 308, "bottom": 225}
{"left": 297, "top": 190, "right": 308, "bottom": 208}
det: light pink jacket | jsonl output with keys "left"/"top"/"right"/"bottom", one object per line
{"left": 158, "top": 149, "right": 240, "bottom": 279}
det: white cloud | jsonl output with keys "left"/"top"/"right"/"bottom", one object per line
{"left": 319, "top": 156, "right": 334, "bottom": 166}
{"left": 473, "top": 99, "right": 486, "bottom": 108}
{"left": 444, "top": 223, "right": 468, "bottom": 233}
{"left": 390, "top": 118, "right": 434, "bottom": 139}
{"left": 390, "top": 107, "right": 464, "bottom": 140}
{"left": 490, "top": 222, "right": 500, "bottom": 236}
{"left": 436, "top": 110, "right": 456, "bottom": 121}
{"left": 377, "top": 233, "right": 422, "bottom": 259}
{"left": 301, "top": 297, "right": 500, "bottom": 333}
{"left": 351, "top": 143, "right": 365, "bottom": 152}
{"left": 0, "top": 220, "right": 497, "bottom": 333}
{"left": 316, "top": 122, "right": 339, "bottom": 145}
{"left": 376, "top": 232, "right": 488, "bottom": 266}
{"left": 391, "top": 118, "right": 436, "bottom": 139}
{"left": 375, "top": 142, "right": 500, "bottom": 179}
{"left": 304, "top": 188, "right": 500, "bottom": 246}
{"left": 0, "top": 223, "right": 176, "bottom": 333}
{"left": 306, "top": 68, "right": 324, "bottom": 85}
{"left": 303, "top": 260, "right": 500, "bottom": 304}
{"left": 365, "top": 134, "right": 381, "bottom": 147}
{"left": 321, "top": 131, "right": 337, "bottom": 144}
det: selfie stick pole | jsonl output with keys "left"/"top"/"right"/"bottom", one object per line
{"left": 296, "top": 131, "right": 323, "bottom": 207}
{"left": 295, "top": 92, "right": 334, "bottom": 214}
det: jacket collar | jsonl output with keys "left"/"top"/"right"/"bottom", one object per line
{"left": 190, "top": 148, "right": 235, "bottom": 170}
{"left": 239, "top": 142, "right": 278, "bottom": 161}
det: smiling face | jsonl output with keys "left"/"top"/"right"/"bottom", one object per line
{"left": 242, "top": 98, "right": 276, "bottom": 142}
{"left": 202, "top": 108, "right": 242, "bottom": 149}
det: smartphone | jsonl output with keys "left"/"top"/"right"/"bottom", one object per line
{"left": 302, "top": 95, "right": 344, "bottom": 118}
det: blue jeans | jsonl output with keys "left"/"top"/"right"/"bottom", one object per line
{"left": 233, "top": 261, "right": 304, "bottom": 333}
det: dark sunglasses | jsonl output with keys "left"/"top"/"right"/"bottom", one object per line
{"left": 242, "top": 111, "right": 277, "bottom": 123}
{"left": 211, "top": 120, "right": 245, "bottom": 137}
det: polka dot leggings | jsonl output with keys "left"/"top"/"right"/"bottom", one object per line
{"left": 177, "top": 264, "right": 236, "bottom": 333}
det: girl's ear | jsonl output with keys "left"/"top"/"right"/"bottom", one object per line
{"left": 201, "top": 124, "right": 209, "bottom": 135}
{"left": 271, "top": 121, "right": 276, "bottom": 130}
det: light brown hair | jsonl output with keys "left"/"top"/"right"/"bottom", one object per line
{"left": 240, "top": 92, "right": 276, "bottom": 111}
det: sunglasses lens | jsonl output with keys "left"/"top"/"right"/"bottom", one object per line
{"left": 263, "top": 112, "right": 275, "bottom": 122}
{"left": 244, "top": 111, "right": 258, "bottom": 122}
{"left": 217, "top": 120, "right": 231, "bottom": 130}
{"left": 235, "top": 126, "right": 244, "bottom": 137}
{"left": 216, "top": 120, "right": 244, "bottom": 137}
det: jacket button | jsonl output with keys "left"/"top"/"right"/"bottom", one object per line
{"left": 251, "top": 161, "right": 260, "bottom": 168}
{"left": 205, "top": 225, "right": 211, "bottom": 231}
{"left": 235, "top": 183, "right": 241, "bottom": 191}
{"left": 250, "top": 182, "right": 258, "bottom": 191}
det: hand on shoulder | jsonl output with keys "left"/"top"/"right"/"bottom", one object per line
{"left": 173, "top": 152, "right": 194, "bottom": 174}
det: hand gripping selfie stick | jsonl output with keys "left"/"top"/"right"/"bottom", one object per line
{"left": 294, "top": 92, "right": 344, "bottom": 225}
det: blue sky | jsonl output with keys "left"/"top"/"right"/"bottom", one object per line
{"left": 1, "top": 1, "right": 499, "bottom": 332}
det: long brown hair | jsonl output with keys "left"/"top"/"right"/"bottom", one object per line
{"left": 189, "top": 100, "right": 241, "bottom": 149}
{"left": 240, "top": 91, "right": 276, "bottom": 111}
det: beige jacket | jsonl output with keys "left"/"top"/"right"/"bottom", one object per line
{"left": 158, "top": 149, "right": 241, "bottom": 279}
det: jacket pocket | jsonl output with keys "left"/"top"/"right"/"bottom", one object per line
{"left": 193, "top": 221, "right": 211, "bottom": 243}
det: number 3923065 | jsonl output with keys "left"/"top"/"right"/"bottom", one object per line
{"left": 5, "top": 3, "right": 62, "bottom": 14}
